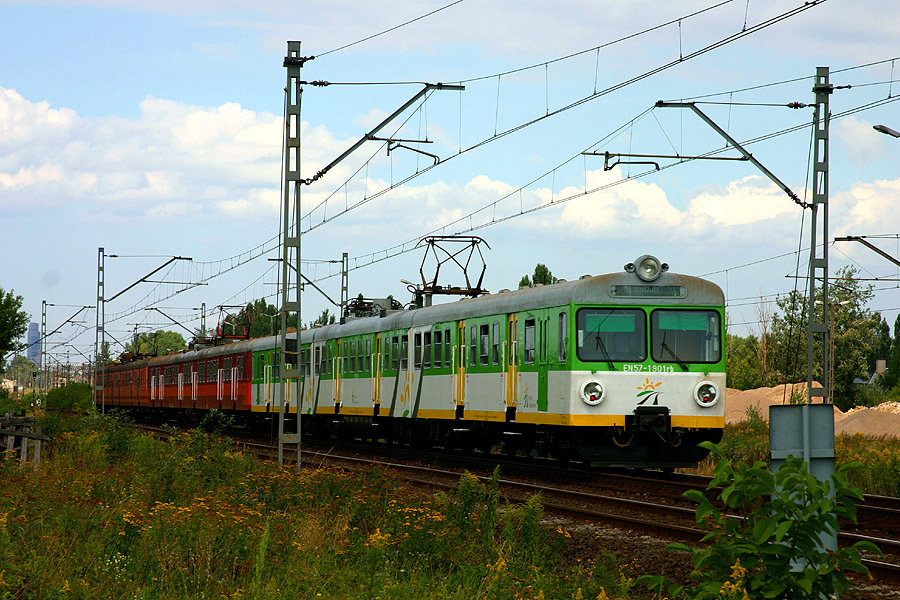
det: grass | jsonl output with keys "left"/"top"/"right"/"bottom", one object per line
{"left": 1, "top": 412, "right": 636, "bottom": 600}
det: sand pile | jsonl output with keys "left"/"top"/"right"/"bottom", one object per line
{"left": 726, "top": 387, "right": 900, "bottom": 438}
{"left": 835, "top": 402, "right": 900, "bottom": 438}
{"left": 725, "top": 383, "right": 831, "bottom": 423}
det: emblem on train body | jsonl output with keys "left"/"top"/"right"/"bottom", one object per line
{"left": 636, "top": 378, "right": 662, "bottom": 405}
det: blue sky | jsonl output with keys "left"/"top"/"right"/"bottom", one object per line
{"left": 2, "top": 0, "right": 900, "bottom": 364}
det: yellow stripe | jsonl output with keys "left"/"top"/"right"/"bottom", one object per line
{"left": 416, "top": 409, "right": 459, "bottom": 420}
{"left": 670, "top": 415, "right": 725, "bottom": 428}
{"left": 516, "top": 413, "right": 626, "bottom": 426}
{"left": 340, "top": 406, "right": 377, "bottom": 416}
{"left": 451, "top": 409, "right": 506, "bottom": 422}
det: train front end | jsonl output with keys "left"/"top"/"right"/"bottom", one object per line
{"left": 564, "top": 255, "right": 726, "bottom": 468}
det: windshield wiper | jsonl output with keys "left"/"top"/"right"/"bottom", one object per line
{"left": 660, "top": 332, "right": 688, "bottom": 372}
{"left": 594, "top": 326, "right": 616, "bottom": 371}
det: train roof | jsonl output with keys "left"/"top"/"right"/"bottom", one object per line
{"left": 102, "top": 266, "right": 722, "bottom": 371}
{"left": 304, "top": 268, "right": 723, "bottom": 341}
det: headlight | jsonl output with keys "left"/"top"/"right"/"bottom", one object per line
{"left": 635, "top": 255, "right": 665, "bottom": 282}
{"left": 580, "top": 380, "right": 605, "bottom": 405}
{"left": 694, "top": 381, "right": 719, "bottom": 408}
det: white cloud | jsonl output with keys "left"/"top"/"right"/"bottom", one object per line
{"left": 0, "top": 87, "right": 358, "bottom": 223}
{"left": 687, "top": 175, "right": 796, "bottom": 226}
{"left": 841, "top": 177, "right": 900, "bottom": 231}
{"left": 835, "top": 115, "right": 884, "bottom": 166}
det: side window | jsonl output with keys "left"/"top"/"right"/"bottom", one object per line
{"left": 315, "top": 346, "right": 322, "bottom": 375}
{"left": 433, "top": 330, "right": 442, "bottom": 368}
{"left": 359, "top": 338, "right": 366, "bottom": 373}
{"left": 479, "top": 324, "right": 490, "bottom": 366}
{"left": 400, "top": 334, "right": 409, "bottom": 370}
{"left": 445, "top": 328, "right": 451, "bottom": 367}
{"left": 224, "top": 357, "right": 233, "bottom": 381}
{"left": 327, "top": 344, "right": 334, "bottom": 375}
{"left": 492, "top": 322, "right": 500, "bottom": 365}
{"left": 365, "top": 338, "right": 371, "bottom": 373}
{"left": 200, "top": 361, "right": 207, "bottom": 382}
{"left": 350, "top": 340, "right": 357, "bottom": 373}
{"left": 238, "top": 356, "right": 244, "bottom": 380}
{"left": 414, "top": 333, "right": 422, "bottom": 369}
{"left": 558, "top": 312, "right": 568, "bottom": 362}
{"left": 469, "top": 325, "right": 477, "bottom": 366}
{"left": 392, "top": 335, "right": 400, "bottom": 371}
{"left": 423, "top": 331, "right": 432, "bottom": 369}
{"left": 524, "top": 318, "right": 535, "bottom": 364}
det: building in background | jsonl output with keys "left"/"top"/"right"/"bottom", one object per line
{"left": 26, "top": 323, "right": 39, "bottom": 365}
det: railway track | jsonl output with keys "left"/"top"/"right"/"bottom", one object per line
{"left": 139, "top": 425, "right": 900, "bottom": 585}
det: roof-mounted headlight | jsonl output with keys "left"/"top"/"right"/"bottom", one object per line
{"left": 628, "top": 254, "right": 668, "bottom": 282}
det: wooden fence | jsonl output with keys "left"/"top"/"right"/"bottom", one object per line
{"left": 1, "top": 412, "right": 48, "bottom": 467}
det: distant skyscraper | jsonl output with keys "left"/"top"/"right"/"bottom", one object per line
{"left": 26, "top": 323, "right": 40, "bottom": 365}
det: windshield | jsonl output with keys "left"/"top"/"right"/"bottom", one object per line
{"left": 650, "top": 309, "right": 721, "bottom": 364}
{"left": 576, "top": 308, "right": 646, "bottom": 362}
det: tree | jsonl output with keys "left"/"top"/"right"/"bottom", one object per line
{"left": 126, "top": 330, "right": 186, "bottom": 356}
{"left": 768, "top": 266, "right": 882, "bottom": 410}
{"left": 309, "top": 308, "right": 335, "bottom": 329}
{"left": 725, "top": 332, "right": 764, "bottom": 390}
{"left": 518, "top": 263, "right": 557, "bottom": 288}
{"left": 7, "top": 354, "right": 36, "bottom": 392}
{"left": 0, "top": 287, "right": 30, "bottom": 372}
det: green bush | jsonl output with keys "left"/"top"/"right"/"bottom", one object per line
{"left": 639, "top": 442, "right": 879, "bottom": 599}
{"left": 44, "top": 382, "right": 93, "bottom": 411}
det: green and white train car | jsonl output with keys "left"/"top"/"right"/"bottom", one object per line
{"left": 249, "top": 256, "right": 725, "bottom": 467}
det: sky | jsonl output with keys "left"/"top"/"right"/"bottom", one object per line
{"left": 2, "top": 0, "right": 900, "bottom": 366}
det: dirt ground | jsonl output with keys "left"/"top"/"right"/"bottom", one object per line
{"left": 726, "top": 383, "right": 900, "bottom": 437}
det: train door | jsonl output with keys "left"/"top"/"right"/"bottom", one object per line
{"left": 330, "top": 340, "right": 340, "bottom": 412}
{"left": 454, "top": 321, "right": 466, "bottom": 415}
{"left": 506, "top": 314, "right": 517, "bottom": 413}
{"left": 264, "top": 354, "right": 273, "bottom": 409}
{"left": 373, "top": 334, "right": 382, "bottom": 413}
{"left": 537, "top": 315, "right": 549, "bottom": 412}
{"left": 191, "top": 369, "right": 198, "bottom": 407}
{"left": 335, "top": 340, "right": 343, "bottom": 409}
{"left": 217, "top": 366, "right": 224, "bottom": 408}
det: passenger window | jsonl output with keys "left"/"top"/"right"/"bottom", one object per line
{"left": 558, "top": 312, "right": 567, "bottom": 362}
{"left": 524, "top": 319, "right": 535, "bottom": 364}
{"left": 479, "top": 324, "right": 490, "bottom": 366}
{"left": 469, "top": 325, "right": 477, "bottom": 366}
{"left": 414, "top": 333, "right": 422, "bottom": 369}
{"left": 401, "top": 335, "right": 409, "bottom": 370}
{"left": 364, "top": 338, "right": 371, "bottom": 373}
{"left": 434, "top": 330, "right": 442, "bottom": 368}
{"left": 492, "top": 322, "right": 500, "bottom": 365}
{"left": 444, "top": 328, "right": 452, "bottom": 367}
{"left": 392, "top": 335, "right": 400, "bottom": 371}
{"left": 424, "top": 331, "right": 432, "bottom": 369}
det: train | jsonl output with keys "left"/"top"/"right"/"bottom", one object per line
{"left": 97, "top": 255, "right": 725, "bottom": 468}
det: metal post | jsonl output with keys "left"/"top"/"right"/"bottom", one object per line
{"left": 40, "top": 301, "right": 46, "bottom": 402}
{"left": 279, "top": 41, "right": 306, "bottom": 469}
{"left": 340, "top": 252, "right": 349, "bottom": 324}
{"left": 807, "top": 66, "right": 832, "bottom": 405}
{"left": 769, "top": 67, "right": 837, "bottom": 561}
{"left": 94, "top": 247, "right": 106, "bottom": 412}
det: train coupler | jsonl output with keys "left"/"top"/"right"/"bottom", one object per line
{"left": 631, "top": 406, "right": 670, "bottom": 433}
